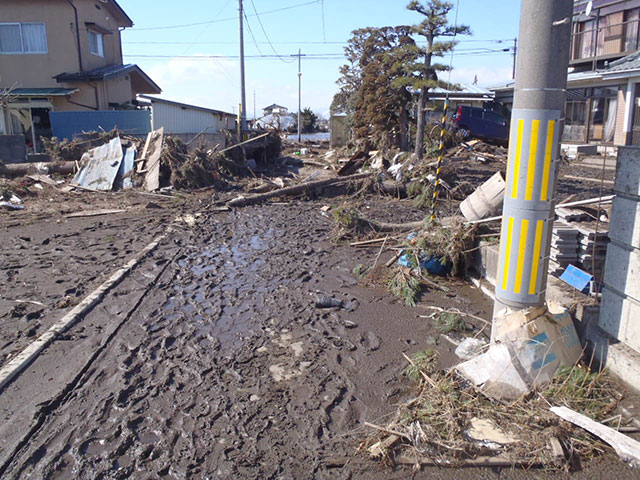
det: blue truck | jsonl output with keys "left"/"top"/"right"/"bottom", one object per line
{"left": 454, "top": 105, "right": 510, "bottom": 144}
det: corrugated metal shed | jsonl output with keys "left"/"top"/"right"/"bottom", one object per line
{"left": 139, "top": 96, "right": 236, "bottom": 134}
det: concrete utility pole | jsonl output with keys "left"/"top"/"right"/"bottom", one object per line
{"left": 511, "top": 38, "right": 517, "bottom": 80}
{"left": 494, "top": 0, "right": 573, "bottom": 315}
{"left": 238, "top": 0, "right": 247, "bottom": 133}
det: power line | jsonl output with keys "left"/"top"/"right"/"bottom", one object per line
{"left": 243, "top": 11, "right": 265, "bottom": 56}
{"left": 124, "top": 41, "right": 346, "bottom": 45}
{"left": 131, "top": 0, "right": 320, "bottom": 31}
{"left": 248, "top": 0, "right": 294, "bottom": 63}
{"left": 320, "top": 0, "right": 327, "bottom": 43}
{"left": 123, "top": 38, "right": 514, "bottom": 45}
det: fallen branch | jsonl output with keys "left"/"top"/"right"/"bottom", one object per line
{"left": 227, "top": 172, "right": 373, "bottom": 207}
{"left": 218, "top": 132, "right": 270, "bottom": 154}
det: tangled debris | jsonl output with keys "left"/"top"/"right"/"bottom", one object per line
{"left": 365, "top": 352, "right": 625, "bottom": 471}
{"left": 160, "top": 137, "right": 224, "bottom": 190}
{"left": 42, "top": 129, "right": 125, "bottom": 163}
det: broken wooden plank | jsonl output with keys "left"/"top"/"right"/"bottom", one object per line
{"left": 551, "top": 406, "right": 640, "bottom": 466}
{"left": 563, "top": 175, "right": 615, "bottom": 185}
{"left": 26, "top": 174, "right": 58, "bottom": 186}
{"left": 143, "top": 127, "right": 164, "bottom": 192}
{"left": 65, "top": 209, "right": 126, "bottom": 218}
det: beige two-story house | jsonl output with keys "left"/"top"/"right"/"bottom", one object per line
{"left": 0, "top": 0, "right": 160, "bottom": 149}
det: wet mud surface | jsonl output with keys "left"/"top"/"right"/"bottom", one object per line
{"left": 1, "top": 200, "right": 638, "bottom": 479}
{"left": 0, "top": 191, "right": 187, "bottom": 366}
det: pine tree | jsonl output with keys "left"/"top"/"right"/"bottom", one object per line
{"left": 333, "top": 26, "right": 416, "bottom": 149}
{"left": 404, "top": 1, "right": 470, "bottom": 159}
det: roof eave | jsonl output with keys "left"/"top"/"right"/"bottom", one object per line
{"left": 108, "top": 0, "right": 134, "bottom": 28}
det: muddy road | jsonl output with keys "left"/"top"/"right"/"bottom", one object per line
{"left": 0, "top": 199, "right": 637, "bottom": 479}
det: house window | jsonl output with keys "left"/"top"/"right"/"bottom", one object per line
{"left": 0, "top": 22, "right": 47, "bottom": 54}
{"left": 88, "top": 30, "right": 104, "bottom": 57}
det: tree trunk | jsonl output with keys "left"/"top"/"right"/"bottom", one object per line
{"left": 227, "top": 172, "right": 373, "bottom": 207}
{"left": 415, "top": 34, "right": 435, "bottom": 160}
{"left": 414, "top": 92, "right": 427, "bottom": 159}
{"left": 399, "top": 108, "right": 409, "bottom": 151}
{"left": 0, "top": 161, "right": 76, "bottom": 177}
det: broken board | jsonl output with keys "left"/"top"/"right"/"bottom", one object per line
{"left": 142, "top": 128, "right": 164, "bottom": 192}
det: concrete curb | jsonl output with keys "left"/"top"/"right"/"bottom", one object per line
{"left": 0, "top": 234, "right": 166, "bottom": 393}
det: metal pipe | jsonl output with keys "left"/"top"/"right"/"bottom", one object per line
{"left": 64, "top": 0, "right": 83, "bottom": 72}
{"left": 494, "top": 0, "right": 573, "bottom": 314}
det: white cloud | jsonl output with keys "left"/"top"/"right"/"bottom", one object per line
{"left": 146, "top": 55, "right": 240, "bottom": 113}
{"left": 143, "top": 54, "right": 333, "bottom": 117}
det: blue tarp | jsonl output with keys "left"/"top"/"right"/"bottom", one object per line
{"left": 50, "top": 110, "right": 151, "bottom": 140}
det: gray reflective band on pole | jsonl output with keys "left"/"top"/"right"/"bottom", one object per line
{"left": 496, "top": 109, "right": 563, "bottom": 307}
{"left": 494, "top": 0, "right": 573, "bottom": 312}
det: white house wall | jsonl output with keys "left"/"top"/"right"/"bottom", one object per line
{"left": 150, "top": 102, "right": 234, "bottom": 134}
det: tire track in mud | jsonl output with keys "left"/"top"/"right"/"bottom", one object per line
{"left": 2, "top": 203, "right": 459, "bottom": 479}
{"left": 0, "top": 245, "right": 182, "bottom": 478}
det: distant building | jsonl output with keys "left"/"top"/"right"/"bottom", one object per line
{"left": 138, "top": 95, "right": 236, "bottom": 147}
{"left": 492, "top": 0, "right": 640, "bottom": 147}
{"left": 262, "top": 104, "right": 288, "bottom": 116}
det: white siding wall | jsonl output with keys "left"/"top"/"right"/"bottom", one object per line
{"left": 150, "top": 102, "right": 234, "bottom": 134}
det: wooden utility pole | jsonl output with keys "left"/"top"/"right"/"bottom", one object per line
{"left": 291, "top": 50, "right": 305, "bottom": 142}
{"left": 238, "top": 0, "right": 247, "bottom": 132}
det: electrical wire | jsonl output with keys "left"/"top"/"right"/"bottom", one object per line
{"left": 321, "top": 0, "right": 327, "bottom": 43}
{"left": 122, "top": 49, "right": 513, "bottom": 60}
{"left": 123, "top": 38, "right": 513, "bottom": 46}
{"left": 131, "top": 0, "right": 320, "bottom": 31}
{"left": 248, "top": 0, "right": 295, "bottom": 63}
{"left": 243, "top": 12, "right": 265, "bottom": 56}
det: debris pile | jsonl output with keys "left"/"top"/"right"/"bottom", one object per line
{"left": 1, "top": 128, "right": 284, "bottom": 206}
{"left": 365, "top": 350, "right": 628, "bottom": 470}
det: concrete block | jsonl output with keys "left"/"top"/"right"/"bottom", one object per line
{"left": 586, "top": 325, "right": 640, "bottom": 394}
{"left": 603, "top": 242, "right": 640, "bottom": 302}
{"left": 577, "top": 144, "right": 598, "bottom": 155}
{"left": 609, "top": 196, "right": 640, "bottom": 249}
{"left": 615, "top": 146, "right": 640, "bottom": 197}
{"left": 599, "top": 288, "right": 640, "bottom": 353}
{"left": 0, "top": 135, "right": 27, "bottom": 163}
{"left": 330, "top": 115, "right": 349, "bottom": 149}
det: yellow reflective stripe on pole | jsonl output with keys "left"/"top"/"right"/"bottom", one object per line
{"left": 540, "top": 119, "right": 555, "bottom": 201}
{"left": 528, "top": 219, "right": 545, "bottom": 295}
{"left": 511, "top": 119, "right": 524, "bottom": 199}
{"left": 514, "top": 218, "right": 529, "bottom": 294}
{"left": 501, "top": 216, "right": 514, "bottom": 291}
{"left": 524, "top": 120, "right": 540, "bottom": 201}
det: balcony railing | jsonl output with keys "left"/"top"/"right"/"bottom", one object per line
{"left": 570, "top": 17, "right": 640, "bottom": 62}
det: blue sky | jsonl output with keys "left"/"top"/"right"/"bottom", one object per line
{"left": 120, "top": 0, "right": 522, "bottom": 117}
